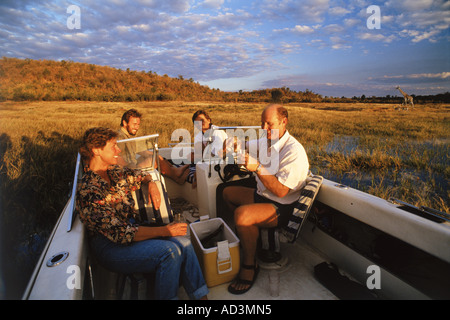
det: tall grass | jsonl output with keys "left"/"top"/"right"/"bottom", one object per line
{"left": 1, "top": 101, "right": 448, "bottom": 220}
{"left": 0, "top": 100, "right": 448, "bottom": 298}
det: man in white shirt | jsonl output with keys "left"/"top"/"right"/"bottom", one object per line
{"left": 223, "top": 104, "right": 309, "bottom": 295}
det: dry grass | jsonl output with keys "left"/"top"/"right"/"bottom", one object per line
{"left": 0, "top": 100, "right": 448, "bottom": 298}
{"left": 1, "top": 101, "right": 448, "bottom": 217}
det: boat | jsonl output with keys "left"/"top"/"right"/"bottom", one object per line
{"left": 22, "top": 129, "right": 450, "bottom": 300}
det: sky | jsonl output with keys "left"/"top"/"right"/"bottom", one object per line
{"left": 0, "top": 0, "right": 449, "bottom": 98}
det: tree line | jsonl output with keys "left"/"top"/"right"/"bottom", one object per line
{"left": 0, "top": 57, "right": 448, "bottom": 103}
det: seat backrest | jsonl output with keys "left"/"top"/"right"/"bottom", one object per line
{"left": 118, "top": 134, "right": 173, "bottom": 225}
{"left": 282, "top": 175, "right": 323, "bottom": 243}
{"left": 132, "top": 179, "right": 174, "bottom": 226}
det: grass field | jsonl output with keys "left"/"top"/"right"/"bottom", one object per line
{"left": 0, "top": 100, "right": 449, "bottom": 297}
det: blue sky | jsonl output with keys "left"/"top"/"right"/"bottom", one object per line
{"left": 0, "top": 0, "right": 449, "bottom": 97}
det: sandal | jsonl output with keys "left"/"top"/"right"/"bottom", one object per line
{"left": 227, "top": 264, "right": 259, "bottom": 295}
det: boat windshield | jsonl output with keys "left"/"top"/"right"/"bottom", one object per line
{"left": 117, "top": 134, "right": 159, "bottom": 171}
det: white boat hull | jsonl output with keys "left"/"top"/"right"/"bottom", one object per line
{"left": 23, "top": 148, "right": 450, "bottom": 300}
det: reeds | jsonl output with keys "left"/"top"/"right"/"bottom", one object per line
{"left": 0, "top": 100, "right": 448, "bottom": 232}
{"left": 0, "top": 100, "right": 448, "bottom": 298}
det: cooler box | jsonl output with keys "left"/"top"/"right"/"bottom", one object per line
{"left": 190, "top": 217, "right": 240, "bottom": 287}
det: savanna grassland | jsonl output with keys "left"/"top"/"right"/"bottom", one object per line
{"left": 0, "top": 100, "right": 449, "bottom": 298}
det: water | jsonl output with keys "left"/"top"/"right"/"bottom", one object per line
{"left": 311, "top": 135, "right": 449, "bottom": 209}
{"left": 324, "top": 135, "right": 360, "bottom": 156}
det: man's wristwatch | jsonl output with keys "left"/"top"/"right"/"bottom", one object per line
{"left": 255, "top": 162, "right": 262, "bottom": 174}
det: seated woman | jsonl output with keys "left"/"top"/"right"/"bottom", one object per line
{"left": 76, "top": 127, "right": 208, "bottom": 300}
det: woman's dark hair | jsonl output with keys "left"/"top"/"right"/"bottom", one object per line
{"left": 79, "top": 127, "right": 118, "bottom": 164}
{"left": 192, "top": 110, "right": 212, "bottom": 127}
{"left": 120, "top": 109, "right": 142, "bottom": 127}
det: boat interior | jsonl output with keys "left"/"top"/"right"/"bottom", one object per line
{"left": 23, "top": 131, "right": 450, "bottom": 300}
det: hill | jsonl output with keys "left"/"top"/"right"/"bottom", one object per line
{"left": 0, "top": 57, "right": 323, "bottom": 103}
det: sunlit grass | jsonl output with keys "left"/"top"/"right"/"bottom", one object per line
{"left": 0, "top": 100, "right": 448, "bottom": 299}
{"left": 0, "top": 100, "right": 448, "bottom": 231}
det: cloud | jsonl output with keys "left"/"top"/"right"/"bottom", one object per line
{"left": 368, "top": 72, "right": 450, "bottom": 85}
{"left": 274, "top": 25, "right": 316, "bottom": 34}
{"left": 0, "top": 1, "right": 272, "bottom": 82}
{"left": 0, "top": 0, "right": 448, "bottom": 97}
{"left": 260, "top": 74, "right": 373, "bottom": 97}
{"left": 259, "top": 0, "right": 329, "bottom": 23}
{"left": 199, "top": 0, "right": 224, "bottom": 9}
{"left": 358, "top": 32, "right": 396, "bottom": 43}
{"left": 279, "top": 42, "right": 302, "bottom": 54}
{"left": 329, "top": 6, "right": 351, "bottom": 16}
{"left": 399, "top": 28, "right": 442, "bottom": 42}
{"left": 386, "top": 0, "right": 434, "bottom": 12}
{"left": 397, "top": 10, "right": 450, "bottom": 29}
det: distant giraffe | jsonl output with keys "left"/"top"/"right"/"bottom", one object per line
{"left": 396, "top": 86, "right": 414, "bottom": 109}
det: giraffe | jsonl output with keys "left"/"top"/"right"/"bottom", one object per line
{"left": 396, "top": 86, "right": 414, "bottom": 109}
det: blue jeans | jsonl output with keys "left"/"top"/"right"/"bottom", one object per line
{"left": 90, "top": 234, "right": 209, "bottom": 300}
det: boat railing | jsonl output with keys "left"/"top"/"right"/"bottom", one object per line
{"left": 388, "top": 198, "right": 450, "bottom": 223}
{"left": 67, "top": 153, "right": 82, "bottom": 232}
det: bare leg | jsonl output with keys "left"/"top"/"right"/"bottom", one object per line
{"left": 223, "top": 186, "right": 278, "bottom": 292}
{"left": 158, "top": 156, "right": 190, "bottom": 184}
{"left": 135, "top": 154, "right": 189, "bottom": 184}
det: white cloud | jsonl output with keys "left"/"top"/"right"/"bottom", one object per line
{"left": 323, "top": 24, "right": 345, "bottom": 34}
{"left": 0, "top": 0, "right": 448, "bottom": 96}
{"left": 358, "top": 32, "right": 396, "bottom": 43}
{"left": 389, "top": 72, "right": 450, "bottom": 80}
{"left": 386, "top": 0, "right": 434, "bottom": 12}
{"left": 330, "top": 36, "right": 351, "bottom": 50}
{"left": 279, "top": 42, "right": 301, "bottom": 54}
{"left": 260, "top": 0, "right": 329, "bottom": 23}
{"left": 200, "top": 0, "right": 224, "bottom": 9}
{"left": 343, "top": 18, "right": 359, "bottom": 28}
{"left": 399, "top": 28, "right": 441, "bottom": 42}
{"left": 368, "top": 73, "right": 450, "bottom": 87}
{"left": 329, "top": 6, "right": 351, "bottom": 16}
{"left": 292, "top": 25, "right": 315, "bottom": 34}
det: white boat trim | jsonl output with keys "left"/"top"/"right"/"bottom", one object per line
{"left": 316, "top": 179, "right": 450, "bottom": 264}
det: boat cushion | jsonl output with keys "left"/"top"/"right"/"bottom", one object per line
{"left": 258, "top": 175, "right": 323, "bottom": 256}
{"left": 282, "top": 175, "right": 323, "bottom": 243}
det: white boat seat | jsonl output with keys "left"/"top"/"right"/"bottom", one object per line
{"left": 258, "top": 175, "right": 323, "bottom": 264}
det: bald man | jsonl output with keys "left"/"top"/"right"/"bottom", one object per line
{"left": 223, "top": 104, "right": 309, "bottom": 294}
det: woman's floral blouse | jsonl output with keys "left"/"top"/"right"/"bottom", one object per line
{"left": 76, "top": 165, "right": 150, "bottom": 244}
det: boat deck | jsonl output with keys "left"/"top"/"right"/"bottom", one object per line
{"left": 197, "top": 239, "right": 337, "bottom": 300}
{"left": 172, "top": 200, "right": 337, "bottom": 300}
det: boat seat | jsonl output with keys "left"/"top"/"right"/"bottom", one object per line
{"left": 93, "top": 173, "right": 173, "bottom": 299}
{"left": 116, "top": 273, "right": 154, "bottom": 300}
{"left": 132, "top": 179, "right": 174, "bottom": 225}
{"left": 258, "top": 175, "right": 323, "bottom": 267}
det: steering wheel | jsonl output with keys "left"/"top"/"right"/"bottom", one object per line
{"left": 214, "top": 163, "right": 252, "bottom": 183}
